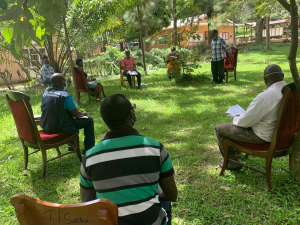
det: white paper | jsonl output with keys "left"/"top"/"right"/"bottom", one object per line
{"left": 74, "top": 116, "right": 88, "bottom": 119}
{"left": 226, "top": 104, "right": 245, "bottom": 117}
{"left": 127, "top": 71, "right": 138, "bottom": 76}
{"left": 170, "top": 56, "right": 177, "bottom": 58}
{"left": 34, "top": 115, "right": 41, "bottom": 119}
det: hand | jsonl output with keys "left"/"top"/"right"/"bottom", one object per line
{"left": 82, "top": 112, "right": 88, "bottom": 116}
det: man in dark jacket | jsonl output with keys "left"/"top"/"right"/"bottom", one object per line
{"left": 40, "top": 73, "right": 95, "bottom": 152}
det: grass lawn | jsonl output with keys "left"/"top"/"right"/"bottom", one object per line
{"left": 0, "top": 43, "right": 299, "bottom": 224}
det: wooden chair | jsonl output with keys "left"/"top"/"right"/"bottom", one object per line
{"left": 10, "top": 194, "right": 118, "bottom": 225}
{"left": 6, "top": 90, "right": 82, "bottom": 178}
{"left": 220, "top": 83, "right": 300, "bottom": 192}
{"left": 224, "top": 47, "right": 238, "bottom": 83}
{"left": 119, "top": 60, "right": 136, "bottom": 87}
{"left": 74, "top": 67, "right": 92, "bottom": 104}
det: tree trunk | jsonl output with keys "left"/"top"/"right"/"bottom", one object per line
{"left": 144, "top": 28, "right": 150, "bottom": 51}
{"left": 63, "top": 16, "right": 80, "bottom": 104}
{"left": 173, "top": 0, "right": 177, "bottom": 46}
{"left": 278, "top": 0, "right": 300, "bottom": 178}
{"left": 233, "top": 10, "right": 236, "bottom": 46}
{"left": 255, "top": 15, "right": 264, "bottom": 43}
{"left": 137, "top": 4, "right": 147, "bottom": 75}
{"left": 266, "top": 16, "right": 270, "bottom": 51}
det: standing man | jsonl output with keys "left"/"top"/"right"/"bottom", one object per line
{"left": 80, "top": 94, "right": 177, "bottom": 225}
{"left": 121, "top": 50, "right": 142, "bottom": 89}
{"left": 215, "top": 64, "right": 286, "bottom": 170}
{"left": 211, "top": 29, "right": 233, "bottom": 85}
{"left": 40, "top": 58, "right": 55, "bottom": 86}
{"left": 41, "top": 73, "right": 95, "bottom": 153}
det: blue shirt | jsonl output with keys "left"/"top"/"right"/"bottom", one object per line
{"left": 64, "top": 95, "right": 77, "bottom": 111}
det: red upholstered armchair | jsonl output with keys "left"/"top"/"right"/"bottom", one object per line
{"left": 74, "top": 67, "right": 92, "bottom": 104}
{"left": 220, "top": 83, "right": 299, "bottom": 192}
{"left": 6, "top": 90, "right": 82, "bottom": 178}
{"left": 224, "top": 47, "right": 238, "bottom": 83}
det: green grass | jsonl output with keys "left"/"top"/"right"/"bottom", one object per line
{"left": 235, "top": 27, "right": 253, "bottom": 38}
{"left": 1, "top": 43, "right": 300, "bottom": 224}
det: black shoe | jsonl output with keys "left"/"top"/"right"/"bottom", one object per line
{"left": 129, "top": 86, "right": 133, "bottom": 89}
{"left": 138, "top": 86, "right": 141, "bottom": 89}
{"left": 68, "top": 145, "right": 75, "bottom": 152}
{"left": 219, "top": 162, "right": 242, "bottom": 171}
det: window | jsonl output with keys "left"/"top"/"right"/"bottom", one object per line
{"left": 178, "top": 33, "right": 183, "bottom": 42}
{"left": 158, "top": 35, "right": 168, "bottom": 45}
{"left": 219, "top": 32, "right": 229, "bottom": 40}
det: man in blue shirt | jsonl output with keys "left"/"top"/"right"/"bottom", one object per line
{"left": 40, "top": 59, "right": 55, "bottom": 86}
{"left": 40, "top": 73, "right": 95, "bottom": 153}
{"left": 211, "top": 30, "right": 233, "bottom": 85}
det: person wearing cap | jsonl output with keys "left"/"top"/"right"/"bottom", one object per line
{"left": 215, "top": 64, "right": 286, "bottom": 170}
{"left": 40, "top": 58, "right": 55, "bottom": 86}
{"left": 166, "top": 46, "right": 181, "bottom": 80}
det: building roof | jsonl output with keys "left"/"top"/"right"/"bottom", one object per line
{"left": 251, "top": 19, "right": 290, "bottom": 27}
{"left": 162, "top": 14, "right": 207, "bottom": 30}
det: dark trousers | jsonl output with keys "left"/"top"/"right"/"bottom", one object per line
{"left": 124, "top": 71, "right": 141, "bottom": 87}
{"left": 74, "top": 116, "right": 95, "bottom": 152}
{"left": 211, "top": 59, "right": 224, "bottom": 84}
{"left": 215, "top": 123, "right": 267, "bottom": 167}
{"left": 159, "top": 199, "right": 172, "bottom": 225}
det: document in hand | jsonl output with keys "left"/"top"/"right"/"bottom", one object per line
{"left": 127, "top": 71, "right": 138, "bottom": 76}
{"left": 226, "top": 104, "right": 245, "bottom": 117}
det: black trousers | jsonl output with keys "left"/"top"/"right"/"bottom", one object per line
{"left": 124, "top": 70, "right": 141, "bottom": 87}
{"left": 211, "top": 59, "right": 224, "bottom": 84}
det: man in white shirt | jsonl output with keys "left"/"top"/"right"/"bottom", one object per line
{"left": 215, "top": 64, "right": 286, "bottom": 170}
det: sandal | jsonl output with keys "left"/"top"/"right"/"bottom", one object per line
{"left": 68, "top": 145, "right": 75, "bottom": 151}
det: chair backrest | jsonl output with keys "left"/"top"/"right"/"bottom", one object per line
{"left": 6, "top": 91, "right": 40, "bottom": 144}
{"left": 270, "top": 82, "right": 299, "bottom": 152}
{"left": 224, "top": 47, "right": 238, "bottom": 69}
{"left": 10, "top": 194, "right": 118, "bottom": 225}
{"left": 74, "top": 67, "right": 89, "bottom": 91}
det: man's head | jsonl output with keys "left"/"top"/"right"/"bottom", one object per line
{"left": 76, "top": 58, "right": 83, "bottom": 67}
{"left": 125, "top": 50, "right": 130, "bottom": 58}
{"left": 264, "top": 64, "right": 284, "bottom": 87}
{"left": 100, "top": 94, "right": 135, "bottom": 130}
{"left": 50, "top": 73, "right": 67, "bottom": 90}
{"left": 211, "top": 30, "right": 218, "bottom": 39}
{"left": 44, "top": 59, "right": 50, "bottom": 68}
{"left": 171, "top": 46, "right": 176, "bottom": 52}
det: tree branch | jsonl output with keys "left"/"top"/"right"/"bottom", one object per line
{"left": 277, "top": 0, "right": 291, "bottom": 12}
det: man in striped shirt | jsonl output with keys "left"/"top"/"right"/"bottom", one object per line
{"left": 80, "top": 94, "right": 177, "bottom": 225}
{"left": 211, "top": 29, "right": 233, "bottom": 85}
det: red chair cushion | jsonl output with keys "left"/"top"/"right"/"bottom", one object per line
{"left": 39, "top": 131, "right": 73, "bottom": 144}
{"left": 229, "top": 139, "right": 271, "bottom": 151}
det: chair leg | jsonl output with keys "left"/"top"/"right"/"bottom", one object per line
{"left": 88, "top": 93, "right": 91, "bottom": 104}
{"left": 234, "top": 70, "right": 237, "bottom": 81}
{"left": 266, "top": 158, "right": 273, "bottom": 192}
{"left": 55, "top": 147, "right": 61, "bottom": 156}
{"left": 225, "top": 71, "right": 228, "bottom": 83}
{"left": 22, "top": 143, "right": 29, "bottom": 170}
{"left": 41, "top": 149, "right": 47, "bottom": 179}
{"left": 220, "top": 141, "right": 229, "bottom": 176}
{"left": 74, "top": 136, "right": 82, "bottom": 162}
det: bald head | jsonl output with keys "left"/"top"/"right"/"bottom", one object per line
{"left": 171, "top": 46, "right": 176, "bottom": 51}
{"left": 50, "top": 73, "right": 66, "bottom": 89}
{"left": 264, "top": 64, "right": 284, "bottom": 87}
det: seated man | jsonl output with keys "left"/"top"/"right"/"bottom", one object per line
{"left": 215, "top": 64, "right": 286, "bottom": 170}
{"left": 80, "top": 94, "right": 177, "bottom": 225}
{"left": 166, "top": 46, "right": 181, "bottom": 80}
{"left": 40, "top": 58, "right": 55, "bottom": 86}
{"left": 121, "top": 50, "right": 142, "bottom": 89}
{"left": 75, "top": 58, "right": 105, "bottom": 101}
{"left": 40, "top": 73, "right": 95, "bottom": 153}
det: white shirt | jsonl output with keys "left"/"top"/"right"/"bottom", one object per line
{"left": 233, "top": 81, "right": 287, "bottom": 142}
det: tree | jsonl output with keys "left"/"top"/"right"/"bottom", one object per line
{"left": 277, "top": 0, "right": 300, "bottom": 178}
